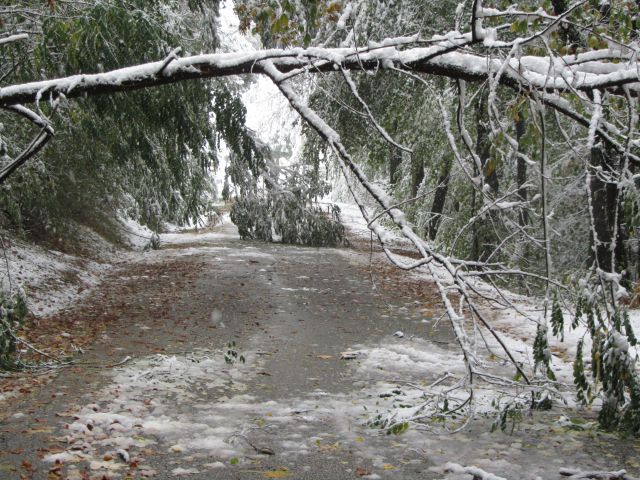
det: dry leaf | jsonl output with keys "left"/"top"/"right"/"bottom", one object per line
{"left": 355, "top": 467, "right": 370, "bottom": 476}
{"left": 340, "top": 351, "right": 358, "bottom": 360}
{"left": 263, "top": 470, "right": 291, "bottom": 478}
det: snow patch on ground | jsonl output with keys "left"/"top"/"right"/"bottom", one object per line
{"left": 159, "top": 214, "right": 239, "bottom": 246}
{"left": 0, "top": 231, "right": 114, "bottom": 317}
{"left": 227, "top": 250, "right": 275, "bottom": 260}
{"left": 50, "top": 349, "right": 264, "bottom": 475}
{"left": 44, "top": 315, "right": 631, "bottom": 479}
{"left": 45, "top": 335, "right": 517, "bottom": 475}
{"left": 160, "top": 230, "right": 239, "bottom": 245}
{"left": 117, "top": 216, "right": 156, "bottom": 251}
{"left": 338, "top": 197, "right": 640, "bottom": 414}
{"left": 354, "top": 337, "right": 465, "bottom": 379}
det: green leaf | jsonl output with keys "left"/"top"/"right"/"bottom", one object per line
{"left": 551, "top": 291, "right": 565, "bottom": 342}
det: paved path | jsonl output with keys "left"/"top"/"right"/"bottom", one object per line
{"left": 0, "top": 223, "right": 638, "bottom": 479}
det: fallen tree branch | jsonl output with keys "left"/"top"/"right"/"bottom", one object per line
{"left": 440, "top": 462, "right": 507, "bottom": 480}
{"left": 0, "top": 36, "right": 638, "bottom": 108}
{"left": 560, "top": 468, "right": 637, "bottom": 480}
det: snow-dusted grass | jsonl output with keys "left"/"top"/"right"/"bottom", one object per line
{"left": 0, "top": 214, "right": 201, "bottom": 318}
{"left": 0, "top": 211, "right": 236, "bottom": 321}
{"left": 0, "top": 228, "right": 115, "bottom": 317}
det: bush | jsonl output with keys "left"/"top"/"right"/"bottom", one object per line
{"left": 231, "top": 196, "right": 345, "bottom": 247}
{"left": 0, "top": 289, "right": 28, "bottom": 369}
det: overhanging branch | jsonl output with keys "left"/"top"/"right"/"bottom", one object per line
{"left": 0, "top": 39, "right": 638, "bottom": 108}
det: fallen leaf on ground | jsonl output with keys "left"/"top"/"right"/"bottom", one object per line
{"left": 263, "top": 469, "right": 291, "bottom": 478}
{"left": 356, "top": 467, "right": 370, "bottom": 476}
{"left": 340, "top": 351, "right": 358, "bottom": 360}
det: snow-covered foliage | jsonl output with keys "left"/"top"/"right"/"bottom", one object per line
{"left": 230, "top": 163, "right": 346, "bottom": 246}
{"left": 0, "top": 0, "right": 226, "bottom": 238}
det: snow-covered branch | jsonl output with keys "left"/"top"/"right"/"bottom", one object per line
{"left": 0, "top": 37, "right": 638, "bottom": 108}
{"left": 0, "top": 33, "right": 28, "bottom": 46}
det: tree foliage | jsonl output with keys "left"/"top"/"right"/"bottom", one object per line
{"left": 230, "top": 163, "right": 346, "bottom": 246}
{"left": 0, "top": 0, "right": 224, "bottom": 240}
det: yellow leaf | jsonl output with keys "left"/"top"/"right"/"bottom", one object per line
{"left": 355, "top": 436, "right": 365, "bottom": 443}
{"left": 383, "top": 464, "right": 395, "bottom": 470}
{"left": 263, "top": 470, "right": 291, "bottom": 478}
{"left": 25, "top": 428, "right": 52, "bottom": 434}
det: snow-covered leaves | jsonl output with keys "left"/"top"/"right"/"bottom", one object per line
{"left": 229, "top": 163, "right": 346, "bottom": 247}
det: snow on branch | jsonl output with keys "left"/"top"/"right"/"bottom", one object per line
{"left": 0, "top": 104, "right": 55, "bottom": 184}
{"left": 0, "top": 35, "right": 638, "bottom": 108}
{"left": 559, "top": 468, "right": 637, "bottom": 480}
{"left": 439, "top": 462, "right": 507, "bottom": 480}
{"left": 0, "top": 33, "right": 29, "bottom": 46}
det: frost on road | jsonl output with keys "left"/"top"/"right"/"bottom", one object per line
{"left": 1, "top": 223, "right": 639, "bottom": 480}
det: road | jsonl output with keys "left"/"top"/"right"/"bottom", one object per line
{"left": 0, "top": 222, "right": 638, "bottom": 479}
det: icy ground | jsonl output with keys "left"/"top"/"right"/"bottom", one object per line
{"left": 0, "top": 217, "right": 638, "bottom": 479}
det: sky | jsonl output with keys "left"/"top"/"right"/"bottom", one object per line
{"left": 209, "top": 2, "right": 304, "bottom": 198}
{"left": 218, "top": 2, "right": 303, "bottom": 161}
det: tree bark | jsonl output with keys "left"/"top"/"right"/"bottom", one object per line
{"left": 477, "top": 93, "right": 499, "bottom": 195}
{"left": 515, "top": 115, "right": 529, "bottom": 227}
{"left": 426, "top": 156, "right": 452, "bottom": 241}
{"left": 389, "top": 149, "right": 401, "bottom": 185}
{"left": 1, "top": 45, "right": 637, "bottom": 108}
{"left": 472, "top": 92, "right": 499, "bottom": 262}
{"left": 410, "top": 156, "right": 424, "bottom": 197}
{"left": 589, "top": 142, "right": 626, "bottom": 274}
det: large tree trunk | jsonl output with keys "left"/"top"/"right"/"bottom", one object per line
{"left": 589, "top": 142, "right": 626, "bottom": 274}
{"left": 477, "top": 93, "right": 499, "bottom": 196}
{"left": 426, "top": 156, "right": 452, "bottom": 241}
{"left": 389, "top": 149, "right": 401, "bottom": 185}
{"left": 389, "top": 119, "right": 402, "bottom": 186}
{"left": 471, "top": 91, "right": 499, "bottom": 262}
{"left": 515, "top": 116, "right": 529, "bottom": 227}
{"left": 410, "top": 156, "right": 424, "bottom": 197}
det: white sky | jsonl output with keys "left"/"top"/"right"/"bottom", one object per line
{"left": 212, "top": 2, "right": 303, "bottom": 195}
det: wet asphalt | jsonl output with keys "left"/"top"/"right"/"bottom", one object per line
{"left": 0, "top": 223, "right": 638, "bottom": 479}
